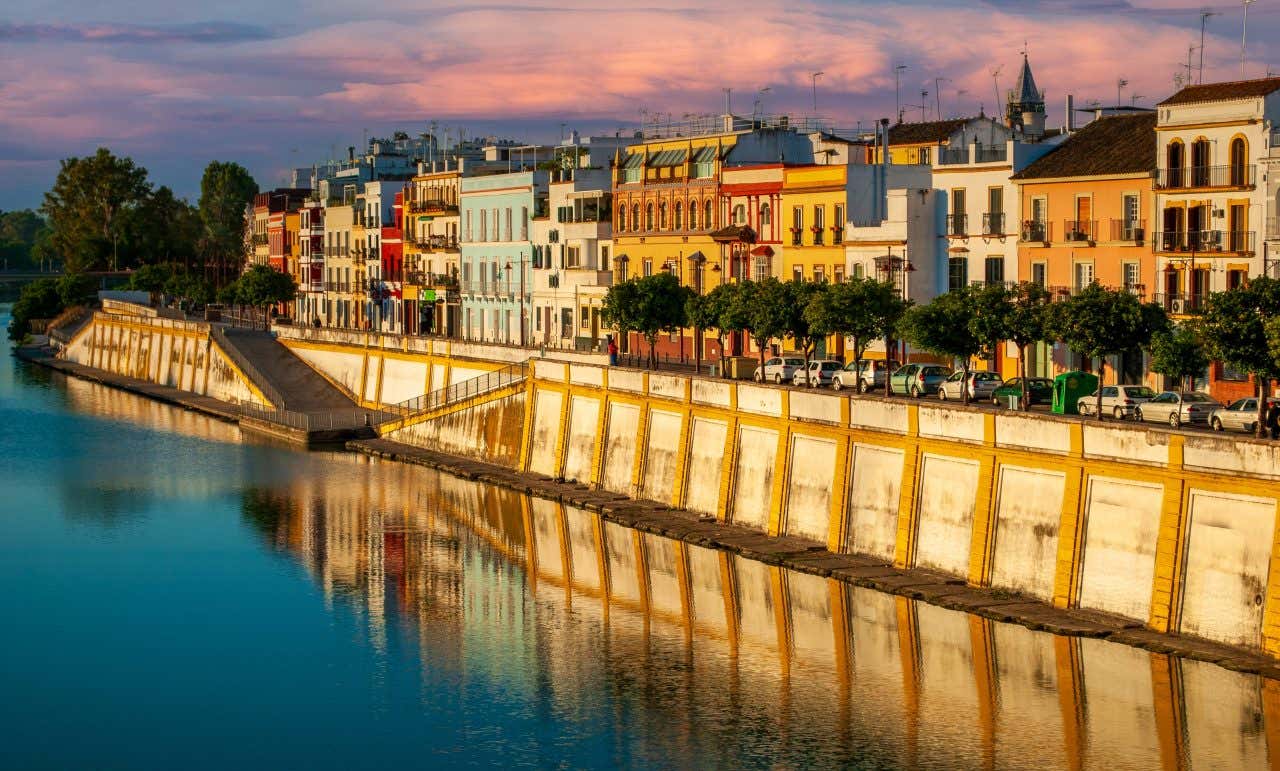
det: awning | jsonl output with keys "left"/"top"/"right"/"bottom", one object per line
{"left": 691, "top": 145, "right": 718, "bottom": 164}
{"left": 710, "top": 225, "right": 756, "bottom": 243}
{"left": 622, "top": 153, "right": 645, "bottom": 169}
{"left": 750, "top": 245, "right": 774, "bottom": 257}
{"left": 648, "top": 148, "right": 688, "bottom": 167}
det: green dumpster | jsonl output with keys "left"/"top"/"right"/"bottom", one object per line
{"left": 1051, "top": 370, "right": 1099, "bottom": 415}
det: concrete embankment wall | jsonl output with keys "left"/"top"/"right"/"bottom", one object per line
{"left": 61, "top": 305, "right": 269, "bottom": 408}
{"left": 273, "top": 325, "right": 605, "bottom": 409}
{"left": 522, "top": 360, "right": 1280, "bottom": 656}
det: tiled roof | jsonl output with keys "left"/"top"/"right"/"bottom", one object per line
{"left": 1157, "top": 77, "right": 1280, "bottom": 106}
{"left": 887, "top": 118, "right": 971, "bottom": 146}
{"left": 1011, "top": 113, "right": 1156, "bottom": 180}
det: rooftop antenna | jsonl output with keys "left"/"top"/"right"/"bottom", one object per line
{"left": 1131, "top": 93, "right": 1145, "bottom": 106}
{"left": 920, "top": 88, "right": 930, "bottom": 121}
{"left": 1199, "top": 9, "right": 1219, "bottom": 83}
{"left": 934, "top": 77, "right": 950, "bottom": 121}
{"left": 811, "top": 71, "right": 824, "bottom": 113}
{"left": 1242, "top": 0, "right": 1257, "bottom": 78}
{"left": 894, "top": 64, "right": 908, "bottom": 122}
{"left": 1186, "top": 45, "right": 1196, "bottom": 87}
{"left": 753, "top": 86, "right": 771, "bottom": 121}
{"left": 722, "top": 87, "right": 732, "bottom": 115}
{"left": 990, "top": 65, "right": 1004, "bottom": 118}
{"left": 1116, "top": 78, "right": 1129, "bottom": 108}
{"left": 956, "top": 88, "right": 969, "bottom": 118}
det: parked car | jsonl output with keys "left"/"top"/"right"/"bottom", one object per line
{"left": 1209, "top": 398, "right": 1268, "bottom": 433}
{"left": 991, "top": 377, "right": 1054, "bottom": 406}
{"left": 753, "top": 356, "right": 805, "bottom": 384}
{"left": 937, "top": 371, "right": 1002, "bottom": 401}
{"left": 793, "top": 359, "right": 845, "bottom": 387}
{"left": 1076, "top": 385, "right": 1158, "bottom": 419}
{"left": 830, "top": 359, "right": 900, "bottom": 391}
{"left": 889, "top": 364, "right": 952, "bottom": 397}
{"left": 1134, "top": 391, "right": 1220, "bottom": 428}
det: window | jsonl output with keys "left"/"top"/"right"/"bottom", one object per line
{"left": 580, "top": 307, "right": 590, "bottom": 330}
{"left": 852, "top": 263, "right": 864, "bottom": 279}
{"left": 1074, "top": 262, "right": 1095, "bottom": 291}
{"left": 1123, "top": 262, "right": 1141, "bottom": 292}
{"left": 1166, "top": 141, "right": 1185, "bottom": 187}
{"left": 565, "top": 246, "right": 581, "bottom": 268}
{"left": 791, "top": 206, "right": 804, "bottom": 246}
{"left": 1030, "top": 263, "right": 1046, "bottom": 287}
{"left": 834, "top": 266, "right": 844, "bottom": 283}
{"left": 1230, "top": 137, "right": 1248, "bottom": 186}
{"left": 813, "top": 206, "right": 825, "bottom": 245}
{"left": 950, "top": 188, "right": 967, "bottom": 235}
{"left": 984, "top": 257, "right": 1004, "bottom": 285}
{"left": 465, "top": 211, "right": 473, "bottom": 241}
{"left": 753, "top": 255, "right": 771, "bottom": 282}
{"left": 813, "top": 265, "right": 826, "bottom": 283}
{"left": 792, "top": 265, "right": 804, "bottom": 282}
{"left": 1191, "top": 139, "right": 1210, "bottom": 186}
{"left": 643, "top": 258, "right": 653, "bottom": 277}
{"left": 948, "top": 257, "right": 968, "bottom": 291}
{"left": 618, "top": 205, "right": 627, "bottom": 231}
{"left": 479, "top": 209, "right": 487, "bottom": 242}
{"left": 704, "top": 200, "right": 713, "bottom": 230}
{"left": 833, "top": 205, "right": 844, "bottom": 244}
{"left": 659, "top": 202, "right": 668, "bottom": 229}
{"left": 1228, "top": 269, "right": 1247, "bottom": 289}
{"left": 1122, "top": 193, "right": 1140, "bottom": 240}
{"left": 733, "top": 204, "right": 746, "bottom": 225}
{"left": 688, "top": 200, "right": 698, "bottom": 230}
{"left": 986, "top": 187, "right": 1003, "bottom": 234}
{"left": 645, "top": 203, "right": 654, "bottom": 231}
{"left": 760, "top": 202, "right": 772, "bottom": 226}
{"left": 520, "top": 207, "right": 528, "bottom": 240}
{"left": 507, "top": 208, "right": 515, "bottom": 241}
{"left": 674, "top": 202, "right": 683, "bottom": 230}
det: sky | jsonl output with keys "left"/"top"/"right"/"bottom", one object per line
{"left": 2, "top": 0, "right": 1278, "bottom": 210}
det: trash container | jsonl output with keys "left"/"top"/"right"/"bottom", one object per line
{"left": 1052, "top": 370, "right": 1099, "bottom": 415}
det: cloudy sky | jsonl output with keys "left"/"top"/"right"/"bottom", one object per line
{"left": 2, "top": 0, "right": 1277, "bottom": 210}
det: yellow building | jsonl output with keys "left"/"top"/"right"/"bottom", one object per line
{"left": 880, "top": 118, "right": 977, "bottom": 165}
{"left": 780, "top": 164, "right": 850, "bottom": 358}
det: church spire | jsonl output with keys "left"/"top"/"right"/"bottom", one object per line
{"left": 1007, "top": 51, "right": 1046, "bottom": 138}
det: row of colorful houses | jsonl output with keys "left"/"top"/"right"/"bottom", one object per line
{"left": 247, "top": 60, "right": 1280, "bottom": 400}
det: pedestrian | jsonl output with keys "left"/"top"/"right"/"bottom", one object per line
{"left": 1267, "top": 399, "right": 1280, "bottom": 440}
{"left": 607, "top": 335, "right": 618, "bottom": 366}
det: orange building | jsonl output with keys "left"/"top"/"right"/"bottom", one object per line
{"left": 1012, "top": 113, "right": 1156, "bottom": 381}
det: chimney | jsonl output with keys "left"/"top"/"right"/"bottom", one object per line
{"left": 1065, "top": 94, "right": 1075, "bottom": 132}
{"left": 347, "top": 146, "right": 355, "bottom": 161}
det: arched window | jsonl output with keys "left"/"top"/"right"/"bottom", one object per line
{"left": 1166, "top": 141, "right": 1184, "bottom": 188}
{"left": 645, "top": 203, "right": 654, "bottom": 231}
{"left": 732, "top": 204, "right": 746, "bottom": 225}
{"left": 618, "top": 205, "right": 627, "bottom": 231}
{"left": 688, "top": 200, "right": 698, "bottom": 230}
{"left": 704, "top": 200, "right": 713, "bottom": 230}
{"left": 759, "top": 202, "right": 771, "bottom": 226}
{"left": 1230, "top": 137, "right": 1248, "bottom": 186}
{"left": 1191, "top": 139, "right": 1210, "bottom": 186}
{"left": 631, "top": 204, "right": 640, "bottom": 232}
{"left": 659, "top": 202, "right": 668, "bottom": 229}
{"left": 674, "top": 201, "right": 683, "bottom": 230}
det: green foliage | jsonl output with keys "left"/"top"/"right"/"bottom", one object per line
{"left": 41, "top": 148, "right": 152, "bottom": 272}
{"left": 7, "top": 278, "right": 63, "bottom": 341}
{"left": 899, "top": 286, "right": 982, "bottom": 401}
{"left": 968, "top": 283, "right": 1012, "bottom": 362}
{"left": 996, "top": 282, "right": 1053, "bottom": 408}
{"left": 711, "top": 281, "right": 751, "bottom": 338}
{"left": 778, "top": 279, "right": 824, "bottom": 383}
{"left": 744, "top": 278, "right": 791, "bottom": 366}
{"left": 1149, "top": 326, "right": 1209, "bottom": 391}
{"left": 199, "top": 161, "right": 259, "bottom": 282}
{"left": 56, "top": 273, "right": 96, "bottom": 307}
{"left": 0, "top": 209, "right": 49, "bottom": 271}
{"left": 1197, "top": 278, "right": 1280, "bottom": 436}
{"left": 124, "top": 186, "right": 200, "bottom": 266}
{"left": 602, "top": 272, "right": 690, "bottom": 368}
{"left": 127, "top": 263, "right": 173, "bottom": 293}
{"left": 804, "top": 277, "right": 909, "bottom": 393}
{"left": 236, "top": 265, "right": 296, "bottom": 309}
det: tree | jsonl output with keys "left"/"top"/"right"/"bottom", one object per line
{"left": 56, "top": 273, "right": 97, "bottom": 308}
{"left": 40, "top": 148, "right": 152, "bottom": 273}
{"left": 602, "top": 278, "right": 642, "bottom": 363}
{"left": 235, "top": 265, "right": 297, "bottom": 330}
{"left": 1050, "top": 284, "right": 1167, "bottom": 419}
{"left": 601, "top": 273, "right": 689, "bottom": 368}
{"left": 986, "top": 282, "right": 1052, "bottom": 409}
{"left": 744, "top": 277, "right": 790, "bottom": 370}
{"left": 899, "top": 286, "right": 982, "bottom": 402}
{"left": 0, "top": 210, "right": 48, "bottom": 271}
{"left": 804, "top": 278, "right": 908, "bottom": 392}
{"left": 714, "top": 281, "right": 752, "bottom": 375}
{"left": 778, "top": 279, "right": 825, "bottom": 385}
{"left": 125, "top": 186, "right": 200, "bottom": 268}
{"left": 968, "top": 283, "right": 1013, "bottom": 387}
{"left": 1149, "top": 326, "right": 1210, "bottom": 392}
{"left": 198, "top": 162, "right": 258, "bottom": 286}
{"left": 685, "top": 291, "right": 717, "bottom": 374}
{"left": 7, "top": 278, "right": 62, "bottom": 341}
{"left": 1197, "top": 277, "right": 1280, "bottom": 437}
{"left": 127, "top": 263, "right": 174, "bottom": 293}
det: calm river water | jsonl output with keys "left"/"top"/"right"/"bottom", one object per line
{"left": 0, "top": 307, "right": 1275, "bottom": 770}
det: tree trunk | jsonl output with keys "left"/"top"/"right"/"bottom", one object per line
{"left": 961, "top": 360, "right": 971, "bottom": 405}
{"left": 802, "top": 343, "right": 812, "bottom": 388}
{"left": 1095, "top": 358, "right": 1105, "bottom": 420}
{"left": 1018, "top": 342, "right": 1029, "bottom": 411}
{"left": 1258, "top": 375, "right": 1269, "bottom": 439}
{"left": 883, "top": 335, "right": 893, "bottom": 398}
{"left": 853, "top": 337, "right": 865, "bottom": 393}
{"left": 694, "top": 328, "right": 703, "bottom": 375}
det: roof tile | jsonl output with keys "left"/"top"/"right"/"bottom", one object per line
{"left": 1011, "top": 113, "right": 1156, "bottom": 180}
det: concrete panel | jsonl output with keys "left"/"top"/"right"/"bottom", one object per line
{"left": 844, "top": 444, "right": 905, "bottom": 561}
{"left": 788, "top": 390, "right": 841, "bottom": 424}
{"left": 1078, "top": 639, "right": 1161, "bottom": 770}
{"left": 644, "top": 534, "right": 683, "bottom": 618}
{"left": 608, "top": 368, "right": 645, "bottom": 393}
{"left": 363, "top": 355, "right": 381, "bottom": 401}
{"left": 913, "top": 454, "right": 980, "bottom": 576}
{"left": 783, "top": 435, "right": 838, "bottom": 542}
{"left": 600, "top": 402, "right": 641, "bottom": 494}
{"left": 1082, "top": 424, "right": 1169, "bottom": 465}
{"left": 385, "top": 392, "right": 526, "bottom": 467}
{"left": 991, "top": 624, "right": 1065, "bottom": 766}
{"left": 603, "top": 521, "right": 642, "bottom": 604}
{"left": 918, "top": 405, "right": 985, "bottom": 443}
{"left": 690, "top": 378, "right": 731, "bottom": 408}
{"left": 786, "top": 571, "right": 835, "bottom": 660}
{"left": 1182, "top": 659, "right": 1270, "bottom": 771}
{"left": 430, "top": 363, "right": 447, "bottom": 393}
{"left": 1184, "top": 435, "right": 1280, "bottom": 480}
{"left": 684, "top": 418, "right": 728, "bottom": 516}
{"left": 730, "top": 425, "right": 778, "bottom": 531}
{"left": 569, "top": 364, "right": 604, "bottom": 388}
{"left": 733, "top": 556, "right": 777, "bottom": 647}
{"left": 849, "top": 399, "right": 908, "bottom": 434}
{"left": 291, "top": 346, "right": 364, "bottom": 398}
{"left": 528, "top": 389, "right": 564, "bottom": 477}
{"left": 990, "top": 465, "right": 1065, "bottom": 601}
{"left": 448, "top": 365, "right": 486, "bottom": 386}
{"left": 641, "top": 409, "right": 683, "bottom": 503}
{"left": 995, "top": 413, "right": 1071, "bottom": 454}
{"left": 563, "top": 505, "right": 601, "bottom": 591}
{"left": 379, "top": 358, "right": 429, "bottom": 405}
{"left": 530, "top": 498, "right": 565, "bottom": 580}
{"left": 736, "top": 383, "right": 783, "bottom": 417}
{"left": 1179, "top": 489, "right": 1277, "bottom": 648}
{"left": 562, "top": 395, "right": 601, "bottom": 483}
{"left": 915, "top": 602, "right": 979, "bottom": 746}
{"left": 686, "top": 544, "right": 728, "bottom": 632}
{"left": 648, "top": 373, "right": 685, "bottom": 401}
{"left": 1078, "top": 476, "right": 1163, "bottom": 621}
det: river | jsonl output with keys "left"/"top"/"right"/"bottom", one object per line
{"left": 0, "top": 306, "right": 1274, "bottom": 770}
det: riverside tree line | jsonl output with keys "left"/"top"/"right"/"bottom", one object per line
{"left": 7, "top": 148, "right": 295, "bottom": 340}
{"left": 601, "top": 272, "right": 1280, "bottom": 438}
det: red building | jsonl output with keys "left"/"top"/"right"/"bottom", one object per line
{"left": 380, "top": 193, "right": 406, "bottom": 333}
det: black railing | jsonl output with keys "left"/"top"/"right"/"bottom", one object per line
{"left": 939, "top": 147, "right": 969, "bottom": 165}
{"left": 982, "top": 213, "right": 1005, "bottom": 235}
{"left": 1153, "top": 230, "right": 1255, "bottom": 253}
{"left": 382, "top": 361, "right": 528, "bottom": 420}
{"left": 974, "top": 144, "right": 1007, "bottom": 163}
{"left": 946, "top": 214, "right": 968, "bottom": 236}
{"left": 1063, "top": 220, "right": 1096, "bottom": 242}
{"left": 1020, "top": 220, "right": 1051, "bottom": 242}
{"left": 1110, "top": 219, "right": 1146, "bottom": 242}
{"left": 1155, "top": 164, "right": 1256, "bottom": 189}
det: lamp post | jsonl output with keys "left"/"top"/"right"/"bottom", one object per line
{"left": 1242, "top": 0, "right": 1257, "bottom": 78}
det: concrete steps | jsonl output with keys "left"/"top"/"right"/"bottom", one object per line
{"left": 214, "top": 328, "right": 356, "bottom": 411}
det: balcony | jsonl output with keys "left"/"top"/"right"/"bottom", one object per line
{"left": 409, "top": 198, "right": 458, "bottom": 214}
{"left": 974, "top": 144, "right": 1007, "bottom": 163}
{"left": 1062, "top": 220, "right": 1097, "bottom": 243}
{"left": 1153, "top": 230, "right": 1255, "bottom": 254}
{"left": 1152, "top": 293, "right": 1206, "bottom": 315}
{"left": 1109, "top": 219, "right": 1146, "bottom": 243}
{"left": 1020, "top": 220, "right": 1052, "bottom": 243}
{"left": 252, "top": 234, "right": 268, "bottom": 246}
{"left": 1154, "top": 164, "right": 1256, "bottom": 190}
{"left": 939, "top": 147, "right": 969, "bottom": 165}
{"left": 408, "top": 272, "right": 459, "bottom": 289}
{"left": 946, "top": 214, "right": 968, "bottom": 237}
{"left": 982, "top": 213, "right": 1005, "bottom": 236}
{"left": 411, "top": 234, "right": 459, "bottom": 252}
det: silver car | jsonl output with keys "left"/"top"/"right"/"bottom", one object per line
{"left": 1134, "top": 391, "right": 1220, "bottom": 428}
{"left": 830, "top": 359, "right": 900, "bottom": 391}
{"left": 1210, "top": 398, "right": 1265, "bottom": 433}
{"left": 937, "top": 371, "right": 1002, "bottom": 401}
{"left": 793, "top": 359, "right": 844, "bottom": 387}
{"left": 1076, "top": 384, "right": 1157, "bottom": 419}
{"left": 753, "top": 356, "right": 804, "bottom": 384}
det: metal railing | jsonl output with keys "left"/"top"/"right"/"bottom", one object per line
{"left": 1155, "top": 164, "right": 1256, "bottom": 189}
{"left": 982, "top": 213, "right": 1005, "bottom": 235}
{"left": 946, "top": 214, "right": 968, "bottom": 236}
{"left": 382, "top": 361, "right": 528, "bottom": 420}
{"left": 1109, "top": 219, "right": 1146, "bottom": 242}
{"left": 234, "top": 400, "right": 397, "bottom": 432}
{"left": 1020, "top": 220, "right": 1051, "bottom": 242}
{"left": 211, "top": 327, "right": 285, "bottom": 406}
{"left": 939, "top": 146, "right": 969, "bottom": 165}
{"left": 1153, "top": 230, "right": 1255, "bottom": 253}
{"left": 974, "top": 144, "right": 1007, "bottom": 163}
{"left": 1063, "top": 220, "right": 1096, "bottom": 242}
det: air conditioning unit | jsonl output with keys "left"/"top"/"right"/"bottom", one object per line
{"left": 1170, "top": 298, "right": 1187, "bottom": 314}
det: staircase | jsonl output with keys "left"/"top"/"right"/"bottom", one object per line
{"left": 379, "top": 361, "right": 528, "bottom": 431}
{"left": 212, "top": 327, "right": 355, "bottom": 411}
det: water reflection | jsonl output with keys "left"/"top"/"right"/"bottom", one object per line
{"left": 243, "top": 460, "right": 1277, "bottom": 770}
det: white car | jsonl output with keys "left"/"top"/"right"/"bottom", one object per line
{"left": 1210, "top": 398, "right": 1266, "bottom": 433}
{"left": 1134, "top": 391, "right": 1219, "bottom": 428}
{"left": 830, "top": 359, "right": 900, "bottom": 391}
{"left": 753, "top": 356, "right": 804, "bottom": 384}
{"left": 1076, "top": 384, "right": 1157, "bottom": 419}
{"left": 937, "top": 371, "right": 1002, "bottom": 401}
{"left": 792, "top": 359, "right": 844, "bottom": 387}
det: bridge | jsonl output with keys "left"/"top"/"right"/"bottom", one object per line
{"left": 0, "top": 270, "right": 131, "bottom": 285}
